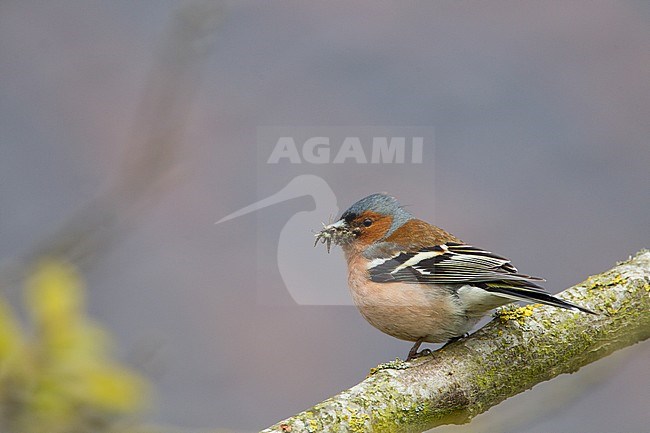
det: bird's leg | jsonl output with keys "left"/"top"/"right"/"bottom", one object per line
{"left": 406, "top": 340, "right": 422, "bottom": 361}
{"left": 441, "top": 333, "right": 469, "bottom": 349}
{"left": 406, "top": 337, "right": 431, "bottom": 361}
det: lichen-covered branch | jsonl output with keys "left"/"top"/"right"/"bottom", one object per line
{"left": 261, "top": 250, "right": 650, "bottom": 433}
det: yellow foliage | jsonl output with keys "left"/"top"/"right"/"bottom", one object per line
{"left": 26, "top": 259, "right": 84, "bottom": 327}
{"left": 0, "top": 300, "right": 25, "bottom": 368}
{"left": 0, "top": 258, "right": 149, "bottom": 433}
{"left": 83, "top": 364, "right": 147, "bottom": 412}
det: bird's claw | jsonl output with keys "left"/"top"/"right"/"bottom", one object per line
{"left": 405, "top": 348, "right": 431, "bottom": 362}
{"left": 441, "top": 333, "right": 469, "bottom": 349}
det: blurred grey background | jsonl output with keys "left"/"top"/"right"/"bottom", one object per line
{"left": 1, "top": 1, "right": 649, "bottom": 432}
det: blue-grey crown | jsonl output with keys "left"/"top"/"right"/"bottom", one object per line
{"left": 341, "top": 193, "right": 413, "bottom": 239}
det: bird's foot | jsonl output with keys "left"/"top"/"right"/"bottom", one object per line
{"left": 441, "top": 333, "right": 469, "bottom": 349}
{"left": 405, "top": 337, "right": 432, "bottom": 361}
{"left": 406, "top": 348, "right": 431, "bottom": 361}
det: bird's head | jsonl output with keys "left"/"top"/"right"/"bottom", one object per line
{"left": 314, "top": 193, "right": 413, "bottom": 254}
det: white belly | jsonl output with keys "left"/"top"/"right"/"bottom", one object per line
{"left": 456, "top": 284, "right": 514, "bottom": 316}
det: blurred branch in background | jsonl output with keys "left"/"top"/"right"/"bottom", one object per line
{"left": 261, "top": 250, "right": 650, "bottom": 433}
{"left": 0, "top": 2, "right": 222, "bottom": 432}
{"left": 1, "top": 1, "right": 220, "bottom": 279}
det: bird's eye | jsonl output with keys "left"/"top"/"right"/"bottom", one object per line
{"left": 363, "top": 218, "right": 373, "bottom": 227}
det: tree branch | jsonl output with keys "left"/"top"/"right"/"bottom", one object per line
{"left": 261, "top": 250, "right": 650, "bottom": 433}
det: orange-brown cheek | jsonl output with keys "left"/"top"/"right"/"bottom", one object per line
{"left": 354, "top": 213, "right": 393, "bottom": 246}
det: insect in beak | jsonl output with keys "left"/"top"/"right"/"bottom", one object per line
{"left": 313, "top": 219, "right": 354, "bottom": 253}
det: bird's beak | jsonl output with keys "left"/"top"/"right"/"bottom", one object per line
{"left": 326, "top": 219, "right": 347, "bottom": 230}
{"left": 314, "top": 218, "right": 353, "bottom": 253}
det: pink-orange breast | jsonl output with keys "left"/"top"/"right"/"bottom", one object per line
{"left": 345, "top": 252, "right": 470, "bottom": 343}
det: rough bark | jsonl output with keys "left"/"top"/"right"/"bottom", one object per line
{"left": 261, "top": 250, "right": 650, "bottom": 433}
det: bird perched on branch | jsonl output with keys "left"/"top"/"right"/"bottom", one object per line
{"left": 315, "top": 193, "right": 595, "bottom": 361}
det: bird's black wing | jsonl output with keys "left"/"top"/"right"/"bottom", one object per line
{"left": 368, "top": 242, "right": 534, "bottom": 284}
{"left": 368, "top": 242, "right": 595, "bottom": 314}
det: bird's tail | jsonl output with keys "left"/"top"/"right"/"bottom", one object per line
{"left": 481, "top": 282, "right": 597, "bottom": 315}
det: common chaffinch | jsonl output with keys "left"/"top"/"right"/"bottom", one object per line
{"left": 315, "top": 193, "right": 595, "bottom": 361}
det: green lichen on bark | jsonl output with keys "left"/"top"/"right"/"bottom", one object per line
{"left": 261, "top": 250, "right": 650, "bottom": 433}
